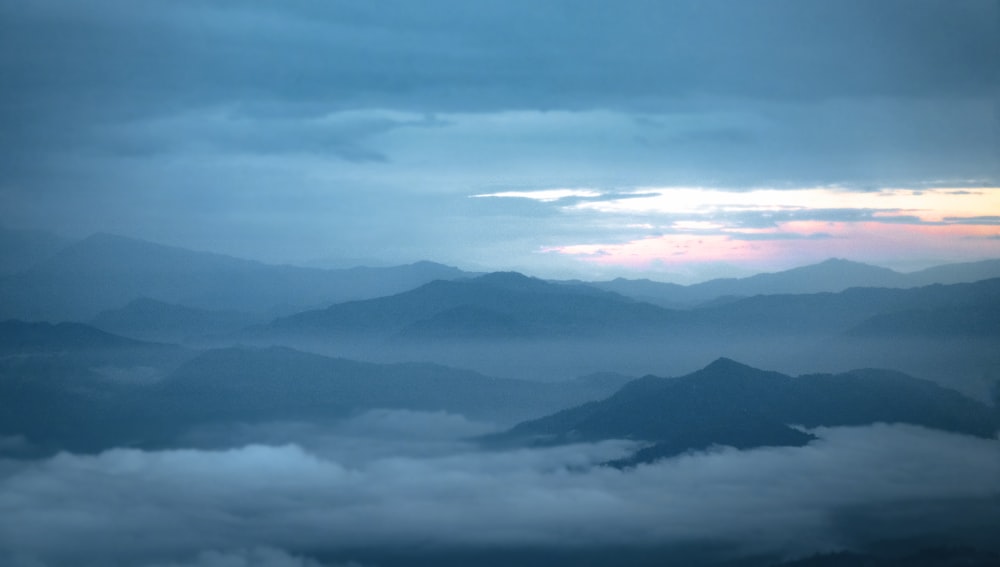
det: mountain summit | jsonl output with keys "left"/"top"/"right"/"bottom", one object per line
{"left": 493, "top": 358, "right": 998, "bottom": 466}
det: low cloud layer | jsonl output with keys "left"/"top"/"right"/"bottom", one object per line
{"left": 1, "top": 413, "right": 997, "bottom": 567}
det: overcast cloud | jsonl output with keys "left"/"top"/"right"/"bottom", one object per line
{"left": 0, "top": 0, "right": 997, "bottom": 278}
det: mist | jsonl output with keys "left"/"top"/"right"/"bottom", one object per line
{"left": 1, "top": 419, "right": 997, "bottom": 567}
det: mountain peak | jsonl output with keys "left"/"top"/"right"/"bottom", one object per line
{"left": 473, "top": 271, "right": 544, "bottom": 288}
{"left": 703, "top": 357, "right": 755, "bottom": 373}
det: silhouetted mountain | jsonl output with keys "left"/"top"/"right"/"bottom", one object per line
{"left": 267, "top": 271, "right": 678, "bottom": 340}
{"left": 494, "top": 358, "right": 997, "bottom": 466}
{"left": 686, "top": 277, "right": 1000, "bottom": 337}
{"left": 0, "top": 233, "right": 472, "bottom": 321}
{"left": 580, "top": 259, "right": 907, "bottom": 307}
{"left": 92, "top": 297, "right": 262, "bottom": 343}
{"left": 580, "top": 258, "right": 1000, "bottom": 308}
{"left": 0, "top": 319, "right": 150, "bottom": 354}
{"left": 906, "top": 258, "right": 1000, "bottom": 286}
{"left": 0, "top": 345, "right": 632, "bottom": 453}
{"left": 267, "top": 276, "right": 1000, "bottom": 344}
{"left": 154, "top": 346, "right": 631, "bottom": 425}
{"left": 846, "top": 304, "right": 1000, "bottom": 338}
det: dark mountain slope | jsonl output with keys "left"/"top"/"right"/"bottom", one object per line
{"left": 494, "top": 358, "right": 997, "bottom": 466}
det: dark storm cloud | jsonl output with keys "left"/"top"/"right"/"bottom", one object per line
{"left": 0, "top": 421, "right": 997, "bottom": 567}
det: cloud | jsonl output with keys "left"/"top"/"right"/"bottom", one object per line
{"left": 472, "top": 189, "right": 603, "bottom": 203}
{"left": 0, "top": 423, "right": 996, "bottom": 566}
{"left": 0, "top": 1, "right": 996, "bottom": 277}
{"left": 143, "top": 547, "right": 343, "bottom": 567}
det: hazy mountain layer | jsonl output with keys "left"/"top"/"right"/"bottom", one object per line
{"left": 91, "top": 297, "right": 264, "bottom": 344}
{"left": 495, "top": 358, "right": 998, "bottom": 466}
{"left": 0, "top": 344, "right": 633, "bottom": 454}
{"left": 580, "top": 257, "right": 1000, "bottom": 308}
{"left": 267, "top": 271, "right": 678, "bottom": 339}
{"left": 0, "top": 232, "right": 471, "bottom": 321}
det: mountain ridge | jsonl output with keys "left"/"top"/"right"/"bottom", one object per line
{"left": 490, "top": 358, "right": 998, "bottom": 466}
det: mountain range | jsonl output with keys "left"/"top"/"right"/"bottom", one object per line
{"left": 0, "top": 335, "right": 633, "bottom": 454}
{"left": 262, "top": 271, "right": 1000, "bottom": 342}
{"left": 491, "top": 358, "right": 999, "bottom": 466}
{"left": 265, "top": 271, "right": 677, "bottom": 340}
{"left": 3, "top": 228, "right": 999, "bottom": 325}
{"left": 0, "top": 232, "right": 472, "bottom": 321}
{"left": 575, "top": 257, "right": 1000, "bottom": 308}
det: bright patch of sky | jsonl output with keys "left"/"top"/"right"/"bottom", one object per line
{"left": 480, "top": 186, "right": 1000, "bottom": 278}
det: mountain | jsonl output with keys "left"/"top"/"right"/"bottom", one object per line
{"left": 91, "top": 297, "right": 262, "bottom": 343}
{"left": 0, "top": 319, "right": 152, "bottom": 355}
{"left": 845, "top": 303, "right": 1000, "bottom": 338}
{"left": 685, "top": 277, "right": 1000, "bottom": 338}
{"left": 581, "top": 257, "right": 1000, "bottom": 308}
{"left": 582, "top": 258, "right": 907, "bottom": 307}
{"left": 0, "top": 345, "right": 633, "bottom": 454}
{"left": 266, "top": 271, "right": 679, "bottom": 340}
{"left": 493, "top": 358, "right": 998, "bottom": 466}
{"left": 0, "top": 226, "right": 71, "bottom": 276}
{"left": 0, "top": 232, "right": 472, "bottom": 321}
{"left": 266, "top": 275, "right": 1000, "bottom": 344}
{"left": 905, "top": 258, "right": 1000, "bottom": 286}
{"left": 154, "top": 346, "right": 631, "bottom": 424}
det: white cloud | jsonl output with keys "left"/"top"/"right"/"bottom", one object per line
{"left": 0, "top": 424, "right": 997, "bottom": 566}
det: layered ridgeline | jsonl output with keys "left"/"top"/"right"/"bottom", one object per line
{"left": 490, "top": 358, "right": 998, "bottom": 467}
{"left": 575, "top": 257, "right": 1000, "bottom": 308}
{"left": 0, "top": 334, "right": 631, "bottom": 455}
{"left": 0, "top": 232, "right": 472, "bottom": 321}
{"left": 265, "top": 271, "right": 679, "bottom": 340}
{"left": 264, "top": 272, "right": 1000, "bottom": 341}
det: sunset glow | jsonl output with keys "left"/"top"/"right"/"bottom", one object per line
{"left": 481, "top": 186, "right": 1000, "bottom": 273}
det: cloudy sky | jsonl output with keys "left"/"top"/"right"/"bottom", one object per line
{"left": 1, "top": 0, "right": 997, "bottom": 280}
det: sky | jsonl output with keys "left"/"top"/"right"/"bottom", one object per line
{"left": 1, "top": 0, "right": 997, "bottom": 281}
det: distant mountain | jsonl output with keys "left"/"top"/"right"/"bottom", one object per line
{"left": 580, "top": 257, "right": 1000, "bottom": 308}
{"left": 905, "top": 258, "right": 1000, "bottom": 286}
{"left": 0, "top": 319, "right": 150, "bottom": 355}
{"left": 493, "top": 358, "right": 997, "bottom": 466}
{"left": 845, "top": 303, "right": 1000, "bottom": 338}
{"left": 266, "top": 275, "right": 1000, "bottom": 343}
{"left": 266, "top": 271, "right": 679, "bottom": 340}
{"left": 155, "top": 346, "right": 631, "bottom": 425}
{"left": 0, "top": 226, "right": 71, "bottom": 276}
{"left": 0, "top": 345, "right": 632, "bottom": 453}
{"left": 92, "top": 297, "right": 262, "bottom": 343}
{"left": 0, "top": 232, "right": 472, "bottom": 321}
{"left": 685, "top": 277, "right": 1000, "bottom": 338}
